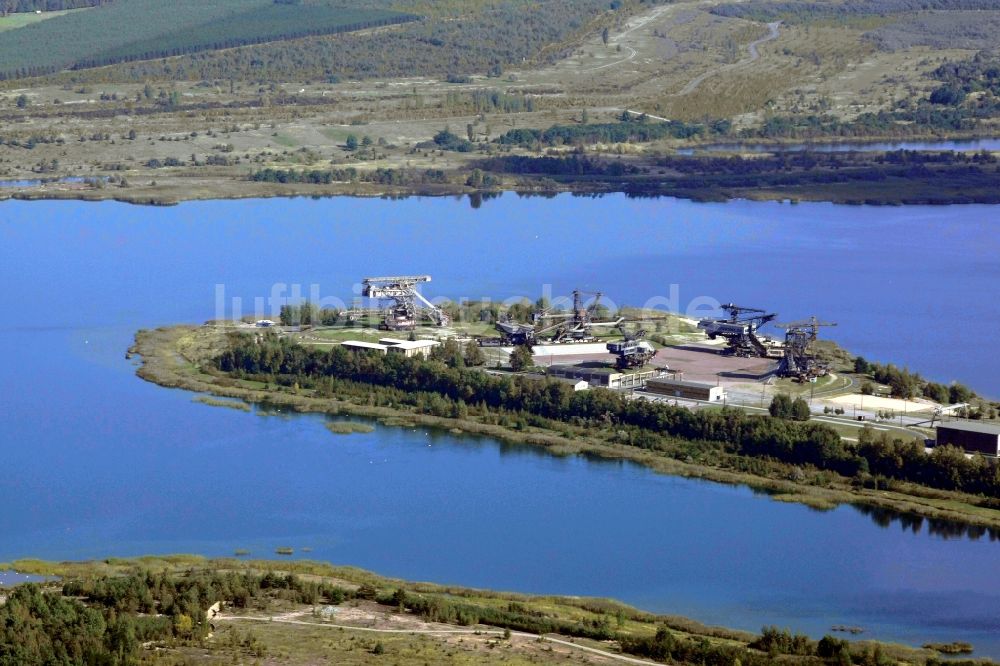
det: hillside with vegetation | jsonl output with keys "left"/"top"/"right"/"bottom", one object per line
{"left": 0, "top": 0, "right": 996, "bottom": 204}
{"left": 27, "top": 0, "right": 614, "bottom": 84}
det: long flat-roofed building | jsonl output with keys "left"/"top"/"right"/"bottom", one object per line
{"left": 645, "top": 377, "right": 726, "bottom": 402}
{"left": 936, "top": 421, "right": 1000, "bottom": 456}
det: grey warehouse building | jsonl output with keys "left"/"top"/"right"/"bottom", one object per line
{"left": 936, "top": 421, "right": 1000, "bottom": 456}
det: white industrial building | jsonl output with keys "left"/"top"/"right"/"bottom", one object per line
{"left": 340, "top": 338, "right": 440, "bottom": 358}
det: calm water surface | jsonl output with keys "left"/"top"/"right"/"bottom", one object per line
{"left": 1, "top": 195, "right": 998, "bottom": 655}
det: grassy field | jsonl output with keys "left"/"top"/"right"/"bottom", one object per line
{"left": 193, "top": 395, "right": 251, "bottom": 412}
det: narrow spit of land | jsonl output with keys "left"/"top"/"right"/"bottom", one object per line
{"left": 0, "top": 555, "right": 980, "bottom": 666}
{"left": 131, "top": 324, "right": 1000, "bottom": 532}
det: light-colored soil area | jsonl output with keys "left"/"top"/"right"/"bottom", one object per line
{"left": 827, "top": 393, "right": 935, "bottom": 414}
{"left": 216, "top": 603, "right": 657, "bottom": 665}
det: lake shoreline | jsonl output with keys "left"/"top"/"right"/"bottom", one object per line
{"left": 132, "top": 324, "right": 1000, "bottom": 533}
{"left": 3, "top": 151, "right": 1000, "bottom": 207}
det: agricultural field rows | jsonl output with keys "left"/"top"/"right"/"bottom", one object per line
{"left": 0, "top": 0, "right": 416, "bottom": 80}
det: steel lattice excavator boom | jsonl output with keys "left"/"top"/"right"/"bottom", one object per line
{"left": 775, "top": 316, "right": 836, "bottom": 381}
{"left": 493, "top": 315, "right": 537, "bottom": 346}
{"left": 362, "top": 275, "right": 450, "bottom": 330}
{"left": 533, "top": 289, "right": 622, "bottom": 342}
{"left": 698, "top": 303, "right": 778, "bottom": 357}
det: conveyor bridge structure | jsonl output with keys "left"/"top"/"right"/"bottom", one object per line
{"left": 362, "top": 275, "right": 450, "bottom": 330}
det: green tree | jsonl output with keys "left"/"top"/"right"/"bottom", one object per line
{"left": 463, "top": 341, "right": 485, "bottom": 367}
{"left": 509, "top": 345, "right": 533, "bottom": 372}
{"left": 15, "top": 94, "right": 28, "bottom": 108}
{"left": 430, "top": 338, "right": 464, "bottom": 367}
{"left": 768, "top": 394, "right": 792, "bottom": 419}
{"left": 792, "top": 397, "right": 811, "bottom": 421}
{"left": 853, "top": 356, "right": 871, "bottom": 374}
{"left": 949, "top": 383, "right": 973, "bottom": 404}
{"left": 173, "top": 613, "right": 193, "bottom": 638}
{"left": 345, "top": 134, "right": 358, "bottom": 151}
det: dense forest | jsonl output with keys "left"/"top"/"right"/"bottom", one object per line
{"left": 31, "top": 0, "right": 615, "bottom": 84}
{"left": 0, "top": 0, "right": 416, "bottom": 80}
{"left": 497, "top": 116, "right": 727, "bottom": 147}
{"left": 478, "top": 153, "right": 642, "bottom": 177}
{"left": 930, "top": 53, "right": 1000, "bottom": 107}
{"left": 250, "top": 166, "right": 448, "bottom": 186}
{"left": 214, "top": 333, "right": 1000, "bottom": 499}
{"left": 0, "top": 569, "right": 348, "bottom": 665}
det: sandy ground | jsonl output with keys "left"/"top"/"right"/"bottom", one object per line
{"left": 826, "top": 393, "right": 934, "bottom": 414}
{"left": 220, "top": 602, "right": 650, "bottom": 664}
{"left": 534, "top": 344, "right": 776, "bottom": 387}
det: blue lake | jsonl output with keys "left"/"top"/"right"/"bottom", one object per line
{"left": 1, "top": 194, "right": 998, "bottom": 655}
{"left": 0, "top": 571, "right": 54, "bottom": 587}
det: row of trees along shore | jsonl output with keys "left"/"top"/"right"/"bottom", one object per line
{"left": 215, "top": 332, "right": 1000, "bottom": 500}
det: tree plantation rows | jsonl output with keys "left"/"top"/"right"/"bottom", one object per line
{"left": 29, "top": 0, "right": 615, "bottom": 85}
{"left": 0, "top": 0, "right": 415, "bottom": 80}
{"left": 0, "top": 0, "right": 104, "bottom": 14}
{"left": 215, "top": 333, "right": 1000, "bottom": 499}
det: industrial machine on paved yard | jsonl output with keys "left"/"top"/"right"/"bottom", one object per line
{"left": 698, "top": 303, "right": 778, "bottom": 357}
{"left": 776, "top": 316, "right": 836, "bottom": 381}
{"left": 531, "top": 289, "right": 622, "bottom": 342}
{"left": 606, "top": 322, "right": 655, "bottom": 370}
